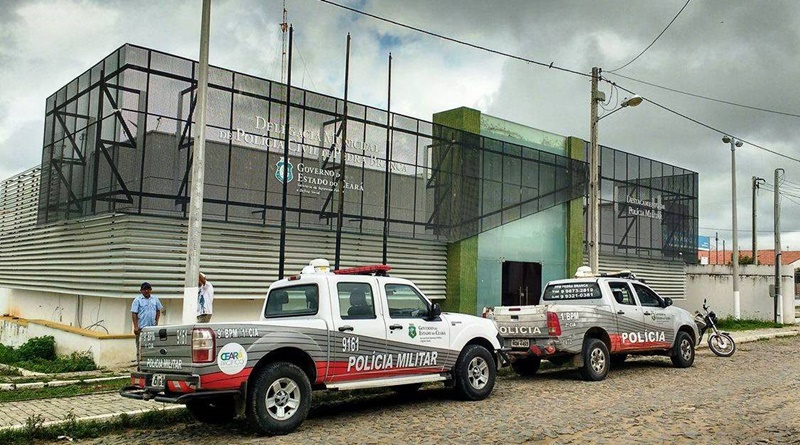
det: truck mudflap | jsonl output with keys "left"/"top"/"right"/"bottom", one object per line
{"left": 120, "top": 372, "right": 241, "bottom": 404}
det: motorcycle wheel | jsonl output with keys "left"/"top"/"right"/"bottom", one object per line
{"left": 708, "top": 333, "right": 736, "bottom": 357}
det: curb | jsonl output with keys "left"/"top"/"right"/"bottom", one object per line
{"left": 0, "top": 404, "right": 184, "bottom": 431}
{"left": 696, "top": 327, "right": 800, "bottom": 349}
{"left": 0, "top": 375, "right": 129, "bottom": 392}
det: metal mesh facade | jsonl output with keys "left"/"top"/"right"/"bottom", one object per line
{"left": 38, "top": 44, "right": 588, "bottom": 243}
{"left": 594, "top": 144, "right": 699, "bottom": 261}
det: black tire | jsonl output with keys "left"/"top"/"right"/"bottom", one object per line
{"left": 185, "top": 397, "right": 236, "bottom": 424}
{"left": 579, "top": 338, "right": 610, "bottom": 381}
{"left": 671, "top": 331, "right": 695, "bottom": 368}
{"left": 391, "top": 383, "right": 423, "bottom": 394}
{"left": 246, "top": 362, "right": 312, "bottom": 436}
{"left": 610, "top": 354, "right": 628, "bottom": 366}
{"left": 708, "top": 333, "right": 736, "bottom": 357}
{"left": 511, "top": 357, "right": 541, "bottom": 377}
{"left": 453, "top": 344, "right": 496, "bottom": 401}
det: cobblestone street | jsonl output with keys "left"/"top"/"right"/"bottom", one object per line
{"left": 49, "top": 335, "right": 800, "bottom": 445}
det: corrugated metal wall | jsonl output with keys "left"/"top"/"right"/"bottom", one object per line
{"left": 0, "top": 170, "right": 448, "bottom": 300}
{"left": 594, "top": 253, "right": 687, "bottom": 299}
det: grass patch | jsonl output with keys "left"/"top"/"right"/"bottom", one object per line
{"left": 0, "top": 336, "right": 97, "bottom": 374}
{"left": 0, "top": 377, "right": 130, "bottom": 403}
{"left": 715, "top": 317, "right": 783, "bottom": 331}
{"left": 0, "top": 407, "right": 192, "bottom": 445}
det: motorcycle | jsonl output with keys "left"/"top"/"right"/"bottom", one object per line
{"left": 694, "top": 299, "right": 736, "bottom": 357}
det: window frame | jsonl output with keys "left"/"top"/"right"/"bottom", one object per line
{"left": 263, "top": 283, "right": 320, "bottom": 318}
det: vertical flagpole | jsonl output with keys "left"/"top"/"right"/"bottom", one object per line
{"left": 382, "top": 53, "right": 392, "bottom": 265}
{"left": 334, "top": 34, "right": 351, "bottom": 270}
{"left": 183, "top": 0, "right": 211, "bottom": 324}
{"left": 278, "top": 25, "right": 294, "bottom": 279}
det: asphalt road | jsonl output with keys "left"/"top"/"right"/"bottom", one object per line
{"left": 54, "top": 336, "right": 800, "bottom": 445}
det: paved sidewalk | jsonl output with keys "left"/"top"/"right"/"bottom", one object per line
{"left": 0, "top": 392, "right": 179, "bottom": 430}
{"left": 1, "top": 325, "right": 797, "bottom": 431}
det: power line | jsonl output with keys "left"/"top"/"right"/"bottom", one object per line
{"left": 608, "top": 0, "right": 691, "bottom": 73}
{"left": 699, "top": 226, "right": 788, "bottom": 234}
{"left": 606, "top": 78, "right": 800, "bottom": 165}
{"left": 318, "top": 0, "right": 800, "bottom": 165}
{"left": 316, "top": 0, "right": 591, "bottom": 79}
{"left": 605, "top": 72, "right": 800, "bottom": 118}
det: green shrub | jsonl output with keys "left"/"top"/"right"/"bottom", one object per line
{"left": 17, "top": 335, "right": 56, "bottom": 361}
{"left": 0, "top": 343, "right": 17, "bottom": 363}
{"left": 17, "top": 351, "right": 97, "bottom": 374}
{"left": 0, "top": 337, "right": 96, "bottom": 373}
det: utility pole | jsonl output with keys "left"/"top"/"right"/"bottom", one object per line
{"left": 774, "top": 168, "right": 784, "bottom": 324}
{"left": 723, "top": 135, "right": 742, "bottom": 319}
{"left": 183, "top": 0, "right": 211, "bottom": 324}
{"left": 752, "top": 176, "right": 765, "bottom": 265}
{"left": 715, "top": 231, "right": 719, "bottom": 264}
{"left": 589, "top": 67, "right": 601, "bottom": 274}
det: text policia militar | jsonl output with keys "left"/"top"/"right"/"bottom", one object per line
{"left": 218, "top": 116, "right": 408, "bottom": 173}
{"left": 346, "top": 351, "right": 438, "bottom": 372}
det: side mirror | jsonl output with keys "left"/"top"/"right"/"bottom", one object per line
{"left": 663, "top": 297, "right": 673, "bottom": 307}
{"left": 427, "top": 302, "right": 442, "bottom": 320}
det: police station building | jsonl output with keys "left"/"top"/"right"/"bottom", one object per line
{"left": 0, "top": 44, "right": 698, "bottom": 360}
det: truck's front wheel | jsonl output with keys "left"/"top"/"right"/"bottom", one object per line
{"left": 246, "top": 362, "right": 311, "bottom": 435}
{"left": 579, "top": 338, "right": 610, "bottom": 381}
{"left": 454, "top": 344, "right": 496, "bottom": 401}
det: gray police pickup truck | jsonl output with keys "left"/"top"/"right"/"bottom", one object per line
{"left": 121, "top": 260, "right": 502, "bottom": 435}
{"left": 485, "top": 269, "right": 698, "bottom": 381}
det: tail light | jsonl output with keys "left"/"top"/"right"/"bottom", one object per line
{"left": 192, "top": 328, "right": 216, "bottom": 363}
{"left": 547, "top": 312, "right": 561, "bottom": 336}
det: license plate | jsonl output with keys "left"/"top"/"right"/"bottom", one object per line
{"left": 510, "top": 339, "right": 530, "bottom": 348}
{"left": 150, "top": 373, "right": 166, "bottom": 388}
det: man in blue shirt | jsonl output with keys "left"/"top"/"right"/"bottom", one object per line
{"left": 131, "top": 282, "right": 163, "bottom": 363}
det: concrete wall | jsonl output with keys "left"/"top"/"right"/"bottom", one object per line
{"left": 683, "top": 265, "right": 796, "bottom": 324}
{"left": 0, "top": 316, "right": 135, "bottom": 368}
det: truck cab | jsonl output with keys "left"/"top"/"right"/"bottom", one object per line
{"left": 122, "top": 260, "right": 502, "bottom": 435}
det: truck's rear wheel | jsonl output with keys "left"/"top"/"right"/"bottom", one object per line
{"left": 511, "top": 357, "right": 541, "bottom": 377}
{"left": 185, "top": 397, "right": 235, "bottom": 424}
{"left": 579, "top": 338, "right": 610, "bottom": 381}
{"left": 246, "top": 362, "right": 311, "bottom": 435}
{"left": 454, "top": 344, "right": 496, "bottom": 401}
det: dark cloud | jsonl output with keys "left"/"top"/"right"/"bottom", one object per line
{"left": 2, "top": 0, "right": 800, "bottom": 248}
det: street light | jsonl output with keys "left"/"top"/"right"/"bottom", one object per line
{"left": 589, "top": 67, "right": 643, "bottom": 274}
{"left": 722, "top": 135, "right": 743, "bottom": 319}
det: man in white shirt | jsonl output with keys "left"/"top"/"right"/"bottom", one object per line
{"left": 197, "top": 272, "right": 214, "bottom": 323}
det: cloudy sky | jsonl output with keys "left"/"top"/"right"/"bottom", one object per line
{"left": 1, "top": 0, "right": 799, "bottom": 252}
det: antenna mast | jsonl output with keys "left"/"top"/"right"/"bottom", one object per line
{"left": 280, "top": 1, "right": 288, "bottom": 84}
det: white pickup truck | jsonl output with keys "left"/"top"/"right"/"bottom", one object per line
{"left": 121, "top": 260, "right": 502, "bottom": 435}
{"left": 486, "top": 270, "right": 698, "bottom": 381}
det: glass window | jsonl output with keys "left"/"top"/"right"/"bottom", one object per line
{"left": 543, "top": 282, "right": 601, "bottom": 301}
{"left": 338, "top": 282, "right": 376, "bottom": 319}
{"left": 385, "top": 284, "right": 429, "bottom": 319}
{"left": 633, "top": 283, "right": 663, "bottom": 307}
{"left": 607, "top": 281, "right": 635, "bottom": 305}
{"left": 264, "top": 284, "right": 319, "bottom": 318}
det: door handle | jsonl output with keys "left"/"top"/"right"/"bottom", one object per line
{"left": 617, "top": 310, "right": 625, "bottom": 315}
{"left": 338, "top": 326, "right": 354, "bottom": 332}
{"left": 389, "top": 324, "right": 403, "bottom": 330}
{"left": 643, "top": 311, "right": 653, "bottom": 316}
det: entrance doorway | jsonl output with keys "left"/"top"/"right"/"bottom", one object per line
{"left": 501, "top": 261, "right": 542, "bottom": 306}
